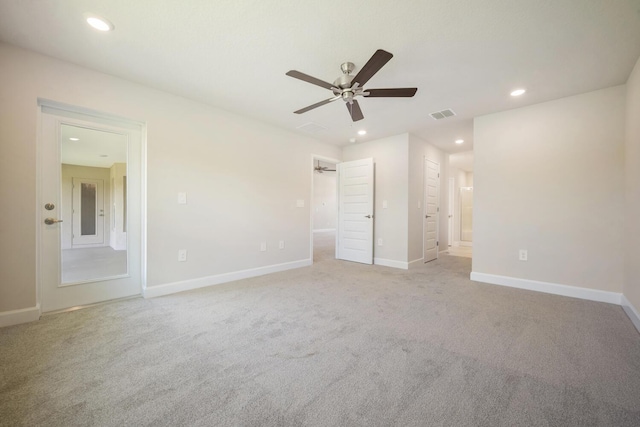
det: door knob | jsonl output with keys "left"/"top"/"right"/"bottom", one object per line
{"left": 425, "top": 215, "right": 431, "bottom": 218}
{"left": 44, "top": 218, "right": 63, "bottom": 225}
{"left": 365, "top": 215, "right": 372, "bottom": 218}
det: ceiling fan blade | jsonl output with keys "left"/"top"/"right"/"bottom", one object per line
{"left": 294, "top": 96, "right": 341, "bottom": 114}
{"left": 352, "top": 49, "right": 393, "bottom": 87}
{"left": 346, "top": 100, "right": 364, "bottom": 122}
{"left": 364, "top": 88, "right": 417, "bottom": 97}
{"left": 286, "top": 70, "right": 335, "bottom": 90}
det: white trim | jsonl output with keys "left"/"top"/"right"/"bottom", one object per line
{"left": 621, "top": 295, "right": 640, "bottom": 333}
{"left": 143, "top": 259, "right": 312, "bottom": 299}
{"left": 313, "top": 228, "right": 336, "bottom": 233}
{"left": 0, "top": 305, "right": 41, "bottom": 328}
{"left": 470, "top": 272, "right": 622, "bottom": 305}
{"left": 374, "top": 258, "right": 408, "bottom": 270}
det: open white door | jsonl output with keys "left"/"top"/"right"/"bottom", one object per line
{"left": 424, "top": 159, "right": 440, "bottom": 262}
{"left": 336, "top": 158, "right": 374, "bottom": 264}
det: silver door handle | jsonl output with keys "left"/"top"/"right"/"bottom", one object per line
{"left": 365, "top": 215, "right": 372, "bottom": 218}
{"left": 44, "top": 218, "right": 63, "bottom": 225}
{"left": 425, "top": 215, "right": 431, "bottom": 218}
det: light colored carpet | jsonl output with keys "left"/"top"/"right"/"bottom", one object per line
{"left": 1, "top": 231, "right": 639, "bottom": 426}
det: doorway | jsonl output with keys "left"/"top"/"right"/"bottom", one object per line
{"left": 38, "top": 102, "right": 145, "bottom": 312}
{"left": 423, "top": 158, "right": 440, "bottom": 263}
{"left": 311, "top": 155, "right": 340, "bottom": 263}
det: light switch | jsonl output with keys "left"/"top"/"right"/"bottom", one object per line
{"left": 178, "top": 192, "right": 187, "bottom": 204}
{"left": 279, "top": 240, "right": 285, "bottom": 249}
{"left": 417, "top": 201, "right": 421, "bottom": 209}
{"left": 296, "top": 199, "right": 305, "bottom": 208}
{"left": 377, "top": 238, "right": 383, "bottom": 246}
{"left": 260, "top": 242, "right": 267, "bottom": 252}
{"left": 382, "top": 200, "right": 388, "bottom": 209}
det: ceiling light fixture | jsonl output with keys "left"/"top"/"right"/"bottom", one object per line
{"left": 455, "top": 139, "right": 464, "bottom": 144}
{"left": 69, "top": 137, "right": 79, "bottom": 141}
{"left": 85, "top": 14, "right": 114, "bottom": 32}
{"left": 357, "top": 130, "right": 367, "bottom": 136}
{"left": 510, "top": 88, "right": 526, "bottom": 97}
{"left": 99, "top": 154, "right": 109, "bottom": 157}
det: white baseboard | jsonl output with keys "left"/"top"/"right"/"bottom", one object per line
{"left": 374, "top": 258, "right": 408, "bottom": 270}
{"left": 0, "top": 304, "right": 41, "bottom": 328}
{"left": 470, "top": 272, "right": 622, "bottom": 305}
{"left": 621, "top": 295, "right": 640, "bottom": 334}
{"left": 144, "top": 259, "right": 312, "bottom": 299}
{"left": 313, "top": 228, "right": 336, "bottom": 233}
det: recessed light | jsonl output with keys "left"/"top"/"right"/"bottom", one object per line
{"left": 455, "top": 139, "right": 464, "bottom": 144}
{"left": 98, "top": 154, "right": 108, "bottom": 158}
{"left": 357, "top": 130, "right": 367, "bottom": 136}
{"left": 69, "top": 137, "right": 79, "bottom": 141}
{"left": 85, "top": 14, "right": 114, "bottom": 32}
{"left": 510, "top": 88, "right": 526, "bottom": 97}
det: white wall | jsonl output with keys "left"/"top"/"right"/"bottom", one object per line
{"left": 624, "top": 56, "right": 640, "bottom": 312}
{"left": 60, "top": 164, "right": 111, "bottom": 250}
{"left": 408, "top": 134, "right": 449, "bottom": 262}
{"left": 313, "top": 171, "right": 336, "bottom": 231}
{"left": 473, "top": 85, "right": 626, "bottom": 292}
{"left": 342, "top": 134, "right": 409, "bottom": 264}
{"left": 0, "top": 43, "right": 341, "bottom": 313}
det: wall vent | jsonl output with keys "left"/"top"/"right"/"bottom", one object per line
{"left": 296, "top": 122, "right": 327, "bottom": 134}
{"left": 429, "top": 109, "right": 456, "bottom": 120}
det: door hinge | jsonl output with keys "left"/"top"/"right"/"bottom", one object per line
{"left": 437, "top": 241, "right": 439, "bottom": 246}
{"left": 438, "top": 173, "right": 440, "bottom": 178}
{"left": 437, "top": 207, "right": 439, "bottom": 212}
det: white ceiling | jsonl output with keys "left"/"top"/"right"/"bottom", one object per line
{"left": 2, "top": 1, "right": 639, "bottom": 153}
{"left": 61, "top": 125, "right": 127, "bottom": 168}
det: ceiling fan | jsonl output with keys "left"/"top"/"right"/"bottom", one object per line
{"left": 314, "top": 160, "right": 336, "bottom": 173}
{"left": 286, "top": 49, "right": 417, "bottom": 122}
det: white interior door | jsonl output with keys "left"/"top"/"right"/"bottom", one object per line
{"left": 39, "top": 105, "right": 143, "bottom": 312}
{"left": 423, "top": 159, "right": 440, "bottom": 262}
{"left": 448, "top": 177, "right": 454, "bottom": 246}
{"left": 72, "top": 177, "right": 105, "bottom": 246}
{"left": 336, "top": 158, "right": 374, "bottom": 264}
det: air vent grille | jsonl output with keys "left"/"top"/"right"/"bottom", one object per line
{"left": 429, "top": 109, "right": 456, "bottom": 120}
{"left": 296, "top": 122, "right": 327, "bottom": 134}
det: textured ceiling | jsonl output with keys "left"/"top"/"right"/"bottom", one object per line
{"left": 1, "top": 0, "right": 640, "bottom": 153}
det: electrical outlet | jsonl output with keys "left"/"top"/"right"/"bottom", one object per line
{"left": 382, "top": 200, "right": 388, "bottom": 209}
{"left": 279, "top": 240, "right": 285, "bottom": 249}
{"left": 260, "top": 242, "right": 267, "bottom": 252}
{"left": 178, "top": 192, "right": 187, "bottom": 204}
{"left": 519, "top": 249, "right": 528, "bottom": 261}
{"left": 178, "top": 249, "right": 187, "bottom": 262}
{"left": 378, "top": 238, "right": 383, "bottom": 246}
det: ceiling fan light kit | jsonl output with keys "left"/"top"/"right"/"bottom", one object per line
{"left": 286, "top": 49, "right": 418, "bottom": 122}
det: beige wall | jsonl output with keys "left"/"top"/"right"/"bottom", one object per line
{"left": 343, "top": 134, "right": 409, "bottom": 264}
{"left": 625, "top": 57, "right": 640, "bottom": 311}
{"left": 0, "top": 43, "right": 341, "bottom": 313}
{"left": 313, "top": 172, "right": 336, "bottom": 231}
{"left": 408, "top": 134, "right": 449, "bottom": 261}
{"left": 473, "top": 85, "right": 626, "bottom": 292}
{"left": 60, "top": 164, "right": 112, "bottom": 250}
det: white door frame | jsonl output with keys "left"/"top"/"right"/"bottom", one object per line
{"left": 309, "top": 154, "right": 341, "bottom": 263}
{"left": 36, "top": 99, "right": 147, "bottom": 313}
